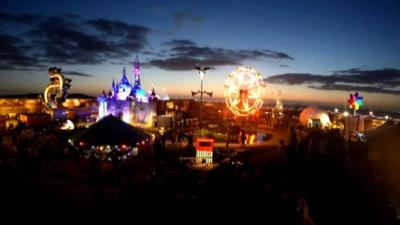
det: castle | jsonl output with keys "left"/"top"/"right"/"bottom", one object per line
{"left": 97, "top": 55, "right": 157, "bottom": 126}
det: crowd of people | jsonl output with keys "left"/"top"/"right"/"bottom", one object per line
{"left": 0, "top": 123, "right": 399, "bottom": 224}
{"left": 0, "top": 128, "right": 77, "bottom": 171}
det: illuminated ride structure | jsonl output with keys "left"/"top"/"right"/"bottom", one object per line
{"left": 224, "top": 67, "right": 265, "bottom": 116}
{"left": 347, "top": 92, "right": 363, "bottom": 116}
{"left": 70, "top": 115, "right": 153, "bottom": 170}
{"left": 43, "top": 67, "right": 72, "bottom": 112}
{"left": 271, "top": 90, "right": 284, "bottom": 126}
{"left": 346, "top": 92, "right": 366, "bottom": 143}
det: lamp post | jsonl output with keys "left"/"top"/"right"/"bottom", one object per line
{"left": 192, "top": 66, "right": 212, "bottom": 137}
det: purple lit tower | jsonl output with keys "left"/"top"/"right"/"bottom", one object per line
{"left": 133, "top": 55, "right": 141, "bottom": 91}
{"left": 97, "top": 55, "right": 158, "bottom": 126}
{"left": 131, "top": 55, "right": 147, "bottom": 102}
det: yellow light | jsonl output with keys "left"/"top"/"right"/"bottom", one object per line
{"left": 319, "top": 114, "right": 331, "bottom": 127}
{"left": 343, "top": 111, "right": 349, "bottom": 117}
{"left": 249, "top": 134, "right": 256, "bottom": 144}
{"left": 60, "top": 119, "right": 75, "bottom": 130}
{"left": 145, "top": 112, "right": 156, "bottom": 128}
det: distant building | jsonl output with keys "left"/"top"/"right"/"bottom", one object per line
{"left": 19, "top": 113, "right": 51, "bottom": 127}
{"left": 299, "top": 106, "right": 331, "bottom": 128}
{"left": 97, "top": 55, "right": 157, "bottom": 126}
{"left": 0, "top": 93, "right": 97, "bottom": 129}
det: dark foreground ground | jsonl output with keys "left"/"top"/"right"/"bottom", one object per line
{"left": 1, "top": 142, "right": 398, "bottom": 225}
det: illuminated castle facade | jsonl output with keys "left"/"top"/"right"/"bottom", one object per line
{"left": 98, "top": 55, "right": 157, "bottom": 126}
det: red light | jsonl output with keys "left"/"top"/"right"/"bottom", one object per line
{"left": 195, "top": 138, "right": 215, "bottom": 152}
{"left": 79, "top": 141, "right": 85, "bottom": 146}
{"left": 121, "top": 144, "right": 126, "bottom": 148}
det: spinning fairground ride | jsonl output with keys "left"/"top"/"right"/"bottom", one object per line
{"left": 224, "top": 66, "right": 265, "bottom": 117}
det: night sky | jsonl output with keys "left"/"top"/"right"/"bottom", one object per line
{"left": 0, "top": 0, "right": 399, "bottom": 110}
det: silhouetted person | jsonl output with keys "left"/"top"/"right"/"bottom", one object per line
{"left": 187, "top": 135, "right": 193, "bottom": 147}
{"left": 178, "top": 129, "right": 184, "bottom": 148}
{"left": 88, "top": 152, "right": 97, "bottom": 172}
{"left": 240, "top": 131, "right": 246, "bottom": 147}
{"left": 110, "top": 148, "right": 120, "bottom": 171}
{"left": 154, "top": 137, "right": 163, "bottom": 161}
{"left": 161, "top": 133, "right": 167, "bottom": 149}
{"left": 226, "top": 131, "right": 231, "bottom": 148}
{"left": 153, "top": 137, "right": 164, "bottom": 175}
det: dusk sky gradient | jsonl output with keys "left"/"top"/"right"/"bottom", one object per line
{"left": 0, "top": 0, "right": 399, "bottom": 110}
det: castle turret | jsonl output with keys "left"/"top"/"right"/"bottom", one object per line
{"left": 148, "top": 87, "right": 158, "bottom": 102}
{"left": 116, "top": 66, "right": 132, "bottom": 100}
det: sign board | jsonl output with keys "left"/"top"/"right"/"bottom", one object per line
{"left": 195, "top": 138, "right": 215, "bottom": 152}
{"left": 195, "top": 138, "right": 214, "bottom": 164}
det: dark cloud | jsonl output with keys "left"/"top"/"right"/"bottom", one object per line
{"left": 164, "top": 39, "right": 196, "bottom": 47}
{"left": 279, "top": 64, "right": 290, "bottom": 68}
{"left": 0, "top": 11, "right": 15, "bottom": 23}
{"left": 0, "top": 34, "right": 40, "bottom": 70}
{"left": 0, "top": 12, "right": 150, "bottom": 70}
{"left": 0, "top": 35, "right": 23, "bottom": 52}
{"left": 110, "top": 61, "right": 126, "bottom": 66}
{"left": 141, "top": 50, "right": 166, "bottom": 58}
{"left": 332, "top": 68, "right": 400, "bottom": 87}
{"left": 0, "top": 11, "right": 42, "bottom": 26}
{"left": 173, "top": 10, "right": 203, "bottom": 29}
{"left": 146, "top": 39, "right": 293, "bottom": 70}
{"left": 145, "top": 56, "right": 237, "bottom": 71}
{"left": 63, "top": 70, "right": 93, "bottom": 77}
{"left": 265, "top": 73, "right": 331, "bottom": 85}
{"left": 58, "top": 13, "right": 82, "bottom": 20}
{"left": 86, "top": 19, "right": 149, "bottom": 52}
{"left": 309, "top": 83, "right": 400, "bottom": 95}
{"left": 265, "top": 68, "right": 400, "bottom": 95}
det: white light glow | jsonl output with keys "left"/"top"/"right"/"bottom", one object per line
{"left": 320, "top": 114, "right": 331, "bottom": 127}
{"left": 122, "top": 112, "right": 131, "bottom": 123}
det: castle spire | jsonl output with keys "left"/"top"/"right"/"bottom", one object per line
{"left": 111, "top": 78, "right": 116, "bottom": 96}
{"left": 120, "top": 66, "right": 129, "bottom": 85}
{"left": 133, "top": 55, "right": 141, "bottom": 89}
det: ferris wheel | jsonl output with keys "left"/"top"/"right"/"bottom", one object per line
{"left": 224, "top": 67, "right": 265, "bottom": 116}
